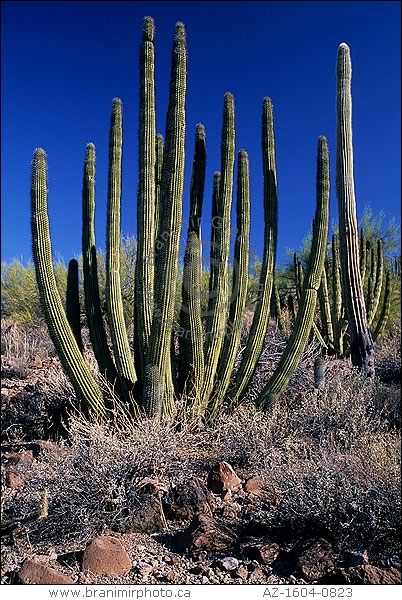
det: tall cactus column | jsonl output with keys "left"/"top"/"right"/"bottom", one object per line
{"left": 227, "top": 98, "right": 278, "bottom": 408}
{"left": 336, "top": 43, "right": 374, "bottom": 375}
{"left": 82, "top": 143, "right": 120, "bottom": 393}
{"left": 144, "top": 22, "right": 187, "bottom": 415}
{"left": 178, "top": 124, "right": 207, "bottom": 401}
{"left": 256, "top": 136, "right": 330, "bottom": 410}
{"left": 202, "top": 92, "right": 235, "bottom": 407}
{"left": 106, "top": 99, "right": 138, "bottom": 402}
{"left": 31, "top": 149, "right": 106, "bottom": 417}
{"left": 209, "top": 149, "right": 250, "bottom": 418}
{"left": 135, "top": 17, "right": 157, "bottom": 381}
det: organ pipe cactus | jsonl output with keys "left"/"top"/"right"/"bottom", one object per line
{"left": 135, "top": 17, "right": 157, "bottom": 377}
{"left": 227, "top": 98, "right": 278, "bottom": 408}
{"left": 256, "top": 136, "right": 330, "bottom": 410}
{"left": 178, "top": 124, "right": 206, "bottom": 401}
{"left": 82, "top": 143, "right": 120, "bottom": 392}
{"left": 336, "top": 43, "right": 374, "bottom": 375}
{"left": 106, "top": 98, "right": 137, "bottom": 404}
{"left": 144, "top": 22, "right": 187, "bottom": 415}
{"left": 209, "top": 149, "right": 251, "bottom": 418}
{"left": 372, "top": 270, "right": 392, "bottom": 341}
{"left": 202, "top": 93, "right": 235, "bottom": 406}
{"left": 31, "top": 19, "right": 368, "bottom": 422}
{"left": 31, "top": 149, "right": 106, "bottom": 417}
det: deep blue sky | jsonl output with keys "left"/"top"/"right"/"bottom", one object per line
{"left": 1, "top": 1, "right": 400, "bottom": 267}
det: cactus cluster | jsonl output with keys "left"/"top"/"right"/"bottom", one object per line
{"left": 34, "top": 19, "right": 383, "bottom": 421}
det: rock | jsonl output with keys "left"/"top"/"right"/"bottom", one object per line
{"left": 3, "top": 450, "right": 34, "bottom": 487}
{"left": 248, "top": 566, "right": 269, "bottom": 583}
{"left": 19, "top": 559, "right": 74, "bottom": 585}
{"left": 177, "top": 514, "right": 237, "bottom": 553}
{"left": 125, "top": 492, "right": 166, "bottom": 534}
{"left": 32, "top": 355, "right": 43, "bottom": 368}
{"left": 136, "top": 562, "right": 154, "bottom": 579}
{"left": 244, "top": 476, "right": 266, "bottom": 495}
{"left": 82, "top": 536, "right": 131, "bottom": 576}
{"left": 296, "top": 538, "right": 336, "bottom": 581}
{"left": 165, "top": 569, "right": 178, "bottom": 582}
{"left": 235, "top": 564, "right": 249, "bottom": 580}
{"left": 6, "top": 471, "right": 25, "bottom": 488}
{"left": 318, "top": 565, "right": 401, "bottom": 585}
{"left": 258, "top": 543, "right": 280, "bottom": 565}
{"left": 207, "top": 462, "right": 241, "bottom": 496}
{"left": 32, "top": 440, "right": 67, "bottom": 461}
{"left": 163, "top": 477, "right": 213, "bottom": 520}
{"left": 2, "top": 451, "right": 34, "bottom": 467}
{"left": 218, "top": 557, "right": 239, "bottom": 571}
{"left": 240, "top": 541, "right": 280, "bottom": 565}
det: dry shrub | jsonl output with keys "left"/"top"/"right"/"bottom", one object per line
{"left": 5, "top": 408, "right": 184, "bottom": 549}
{"left": 1, "top": 322, "right": 55, "bottom": 379}
{"left": 208, "top": 369, "right": 401, "bottom": 557}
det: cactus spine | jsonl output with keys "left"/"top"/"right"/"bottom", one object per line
{"left": 31, "top": 149, "right": 106, "bottom": 416}
{"left": 256, "top": 136, "right": 330, "bottom": 409}
{"left": 336, "top": 43, "right": 374, "bottom": 375}
{"left": 144, "top": 22, "right": 187, "bottom": 414}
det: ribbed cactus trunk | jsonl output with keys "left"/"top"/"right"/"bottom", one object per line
{"left": 318, "top": 264, "right": 334, "bottom": 350}
{"left": 178, "top": 124, "right": 206, "bottom": 403}
{"left": 106, "top": 99, "right": 137, "bottom": 403}
{"left": 154, "top": 133, "right": 164, "bottom": 254}
{"left": 209, "top": 149, "right": 250, "bottom": 418}
{"left": 31, "top": 149, "right": 106, "bottom": 417}
{"left": 273, "top": 281, "right": 285, "bottom": 334}
{"left": 144, "top": 22, "right": 187, "bottom": 415}
{"left": 135, "top": 17, "right": 157, "bottom": 381}
{"left": 256, "top": 136, "right": 330, "bottom": 409}
{"left": 202, "top": 93, "right": 235, "bottom": 407}
{"left": 82, "top": 143, "right": 120, "bottom": 392}
{"left": 372, "top": 270, "right": 392, "bottom": 340}
{"left": 367, "top": 239, "right": 384, "bottom": 326}
{"left": 227, "top": 98, "right": 278, "bottom": 408}
{"left": 336, "top": 43, "right": 374, "bottom": 375}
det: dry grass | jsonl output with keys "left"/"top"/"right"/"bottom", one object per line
{"left": 1, "top": 322, "right": 400, "bottom": 564}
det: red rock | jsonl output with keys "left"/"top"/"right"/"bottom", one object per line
{"left": 82, "top": 536, "right": 132, "bottom": 576}
{"left": 19, "top": 559, "right": 74, "bottom": 585}
{"left": 207, "top": 462, "right": 241, "bottom": 496}
{"left": 6, "top": 471, "right": 24, "bottom": 488}
{"left": 2, "top": 450, "right": 33, "bottom": 467}
{"left": 164, "top": 477, "right": 213, "bottom": 520}
{"left": 258, "top": 543, "right": 280, "bottom": 565}
{"left": 347, "top": 565, "right": 401, "bottom": 584}
{"left": 244, "top": 476, "right": 265, "bottom": 495}
{"left": 297, "top": 538, "right": 336, "bottom": 581}
{"left": 319, "top": 565, "right": 401, "bottom": 585}
{"left": 32, "top": 440, "right": 67, "bottom": 461}
{"left": 177, "top": 514, "right": 237, "bottom": 553}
